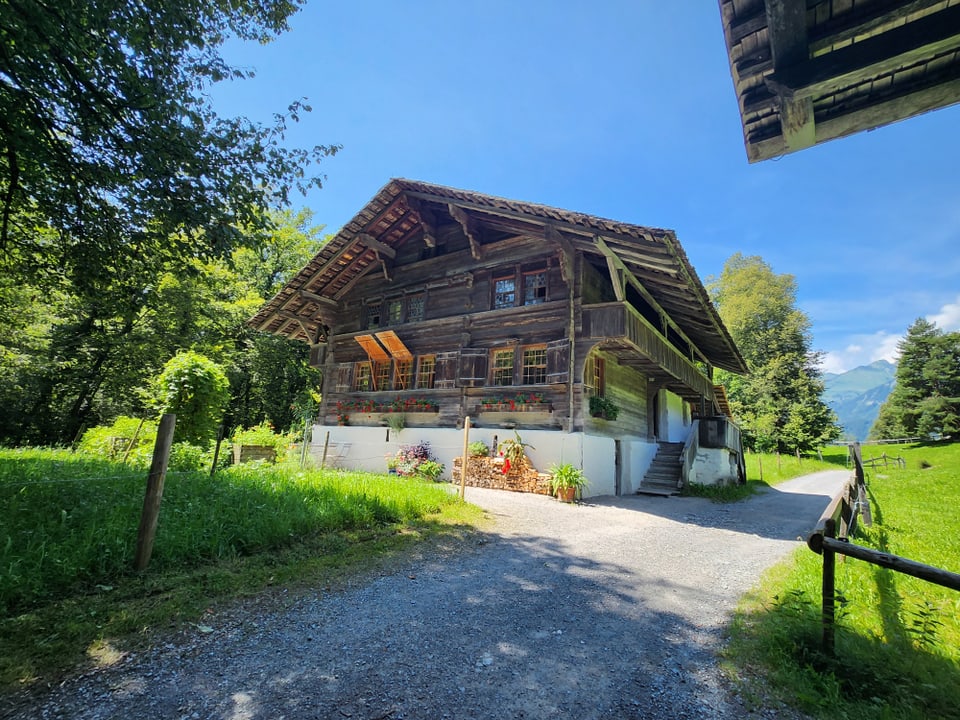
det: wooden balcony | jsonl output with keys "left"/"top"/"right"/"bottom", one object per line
{"left": 582, "top": 302, "right": 716, "bottom": 403}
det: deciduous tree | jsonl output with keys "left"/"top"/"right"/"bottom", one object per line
{"left": 710, "top": 254, "right": 839, "bottom": 453}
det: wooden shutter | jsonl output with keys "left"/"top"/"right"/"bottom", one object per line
{"left": 434, "top": 351, "right": 459, "bottom": 389}
{"left": 334, "top": 363, "right": 353, "bottom": 393}
{"left": 458, "top": 348, "right": 488, "bottom": 387}
{"left": 545, "top": 339, "right": 570, "bottom": 384}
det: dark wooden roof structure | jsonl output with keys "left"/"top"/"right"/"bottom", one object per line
{"left": 251, "top": 179, "right": 748, "bottom": 374}
{"left": 719, "top": 0, "right": 960, "bottom": 161}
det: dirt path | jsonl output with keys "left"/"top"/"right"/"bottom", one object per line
{"left": 2, "top": 470, "right": 848, "bottom": 720}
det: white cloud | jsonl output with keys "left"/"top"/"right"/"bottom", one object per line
{"left": 820, "top": 295, "right": 960, "bottom": 374}
{"left": 929, "top": 294, "right": 960, "bottom": 331}
{"left": 821, "top": 332, "right": 900, "bottom": 374}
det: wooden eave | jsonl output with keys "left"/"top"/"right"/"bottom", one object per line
{"left": 719, "top": 0, "right": 960, "bottom": 162}
{"left": 249, "top": 179, "right": 748, "bottom": 375}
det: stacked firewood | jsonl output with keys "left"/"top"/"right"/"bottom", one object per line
{"left": 451, "top": 456, "right": 552, "bottom": 495}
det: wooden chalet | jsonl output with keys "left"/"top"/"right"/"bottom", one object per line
{"left": 251, "top": 180, "right": 748, "bottom": 495}
{"left": 719, "top": 0, "right": 960, "bottom": 161}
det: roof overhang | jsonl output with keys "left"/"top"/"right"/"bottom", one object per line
{"left": 719, "top": 0, "right": 960, "bottom": 162}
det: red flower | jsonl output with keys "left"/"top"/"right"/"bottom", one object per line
{"left": 502, "top": 458, "right": 511, "bottom": 474}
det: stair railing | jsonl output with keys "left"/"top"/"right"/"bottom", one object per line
{"left": 678, "top": 419, "right": 700, "bottom": 489}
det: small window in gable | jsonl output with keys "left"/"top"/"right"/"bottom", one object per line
{"left": 523, "top": 271, "right": 547, "bottom": 305}
{"left": 387, "top": 299, "right": 403, "bottom": 325}
{"left": 494, "top": 276, "right": 516, "bottom": 309}
{"left": 407, "top": 294, "right": 425, "bottom": 322}
{"left": 365, "top": 303, "right": 382, "bottom": 330}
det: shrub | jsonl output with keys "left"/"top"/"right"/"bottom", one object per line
{"left": 77, "top": 417, "right": 158, "bottom": 466}
{"left": 168, "top": 442, "right": 207, "bottom": 472}
{"left": 548, "top": 463, "right": 588, "bottom": 492}
{"left": 392, "top": 441, "right": 440, "bottom": 478}
{"left": 468, "top": 440, "right": 490, "bottom": 457}
{"left": 150, "top": 351, "right": 229, "bottom": 445}
{"left": 231, "top": 422, "right": 296, "bottom": 463}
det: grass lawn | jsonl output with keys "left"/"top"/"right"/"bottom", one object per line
{"left": 0, "top": 449, "right": 484, "bottom": 691}
{"left": 725, "top": 441, "right": 960, "bottom": 719}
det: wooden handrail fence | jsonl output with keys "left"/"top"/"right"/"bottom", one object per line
{"left": 807, "top": 442, "right": 960, "bottom": 652}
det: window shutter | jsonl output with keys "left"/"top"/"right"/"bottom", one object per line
{"left": 546, "top": 339, "right": 570, "bottom": 384}
{"left": 434, "top": 351, "right": 459, "bottom": 389}
{"left": 458, "top": 348, "right": 488, "bottom": 387}
{"left": 334, "top": 363, "right": 353, "bottom": 393}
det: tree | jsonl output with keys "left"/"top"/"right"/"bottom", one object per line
{"left": 710, "top": 254, "right": 839, "bottom": 453}
{"left": 152, "top": 351, "right": 229, "bottom": 445}
{"left": 0, "top": 0, "right": 337, "bottom": 301}
{"left": 0, "top": 209, "right": 326, "bottom": 444}
{"left": 871, "top": 319, "right": 960, "bottom": 439}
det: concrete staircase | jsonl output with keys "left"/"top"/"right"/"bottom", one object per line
{"left": 637, "top": 442, "right": 684, "bottom": 496}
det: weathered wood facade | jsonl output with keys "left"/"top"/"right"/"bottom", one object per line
{"left": 251, "top": 180, "right": 747, "bottom": 493}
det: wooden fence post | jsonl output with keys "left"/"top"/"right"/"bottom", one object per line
{"left": 822, "top": 517, "right": 837, "bottom": 654}
{"left": 121, "top": 418, "right": 146, "bottom": 465}
{"left": 134, "top": 413, "right": 176, "bottom": 572}
{"left": 209, "top": 424, "right": 225, "bottom": 476}
{"left": 320, "top": 430, "right": 331, "bottom": 468}
{"left": 299, "top": 415, "right": 311, "bottom": 469}
{"left": 460, "top": 416, "right": 471, "bottom": 500}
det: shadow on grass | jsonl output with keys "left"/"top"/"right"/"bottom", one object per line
{"left": 729, "top": 586, "right": 960, "bottom": 719}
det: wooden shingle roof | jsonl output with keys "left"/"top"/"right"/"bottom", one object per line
{"left": 250, "top": 179, "right": 748, "bottom": 374}
{"left": 719, "top": 0, "right": 960, "bottom": 162}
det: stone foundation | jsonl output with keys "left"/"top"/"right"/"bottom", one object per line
{"left": 451, "top": 456, "right": 553, "bottom": 495}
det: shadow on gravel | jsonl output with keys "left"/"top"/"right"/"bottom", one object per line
{"left": 581, "top": 483, "right": 840, "bottom": 543}
{"left": 238, "top": 528, "right": 746, "bottom": 720}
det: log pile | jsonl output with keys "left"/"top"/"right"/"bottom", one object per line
{"left": 452, "top": 456, "right": 553, "bottom": 495}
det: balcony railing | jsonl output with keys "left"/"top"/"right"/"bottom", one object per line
{"left": 582, "top": 302, "right": 715, "bottom": 401}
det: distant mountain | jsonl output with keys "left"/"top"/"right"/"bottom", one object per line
{"left": 823, "top": 360, "right": 896, "bottom": 440}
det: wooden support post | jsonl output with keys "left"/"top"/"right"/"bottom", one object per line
{"left": 822, "top": 517, "right": 837, "bottom": 654}
{"left": 321, "top": 430, "right": 331, "bottom": 469}
{"left": 757, "top": 454, "right": 763, "bottom": 482}
{"left": 460, "top": 416, "right": 471, "bottom": 500}
{"left": 134, "top": 414, "right": 176, "bottom": 572}
{"left": 209, "top": 424, "right": 224, "bottom": 476}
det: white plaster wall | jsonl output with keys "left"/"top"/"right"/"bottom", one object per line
{"left": 662, "top": 390, "right": 690, "bottom": 443}
{"left": 307, "top": 425, "right": 660, "bottom": 498}
{"left": 689, "top": 447, "right": 739, "bottom": 486}
{"left": 621, "top": 440, "right": 659, "bottom": 495}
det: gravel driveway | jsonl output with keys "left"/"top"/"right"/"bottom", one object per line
{"left": 3, "top": 470, "right": 848, "bottom": 720}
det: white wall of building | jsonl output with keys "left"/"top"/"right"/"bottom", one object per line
{"left": 307, "top": 424, "right": 663, "bottom": 498}
{"left": 688, "top": 447, "right": 740, "bottom": 486}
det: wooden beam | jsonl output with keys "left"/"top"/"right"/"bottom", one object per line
{"left": 545, "top": 224, "right": 576, "bottom": 287}
{"left": 356, "top": 232, "right": 396, "bottom": 259}
{"left": 769, "top": 4, "right": 960, "bottom": 102}
{"left": 765, "top": 0, "right": 816, "bottom": 151}
{"left": 808, "top": 0, "right": 945, "bottom": 55}
{"left": 448, "top": 204, "right": 482, "bottom": 260}
{"left": 299, "top": 289, "right": 338, "bottom": 307}
{"left": 403, "top": 195, "right": 438, "bottom": 248}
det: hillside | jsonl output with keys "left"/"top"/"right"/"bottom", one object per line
{"left": 823, "top": 359, "right": 896, "bottom": 440}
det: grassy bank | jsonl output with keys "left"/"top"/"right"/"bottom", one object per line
{"left": 725, "top": 442, "right": 960, "bottom": 719}
{"left": 0, "top": 448, "right": 483, "bottom": 689}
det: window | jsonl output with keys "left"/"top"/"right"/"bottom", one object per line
{"left": 387, "top": 299, "right": 403, "bottom": 325}
{"left": 491, "top": 348, "right": 515, "bottom": 386}
{"left": 522, "top": 345, "right": 547, "bottom": 384}
{"left": 353, "top": 361, "right": 372, "bottom": 391}
{"left": 365, "top": 303, "right": 382, "bottom": 329}
{"left": 494, "top": 277, "right": 516, "bottom": 309}
{"left": 523, "top": 271, "right": 547, "bottom": 305}
{"left": 407, "top": 294, "right": 425, "bottom": 322}
{"left": 593, "top": 356, "right": 606, "bottom": 397}
{"left": 373, "top": 361, "right": 391, "bottom": 391}
{"left": 416, "top": 355, "right": 436, "bottom": 389}
{"left": 394, "top": 360, "right": 413, "bottom": 390}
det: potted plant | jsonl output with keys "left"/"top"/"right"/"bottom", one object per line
{"left": 497, "top": 431, "right": 534, "bottom": 474}
{"left": 589, "top": 395, "right": 620, "bottom": 421}
{"left": 549, "top": 463, "right": 589, "bottom": 502}
{"left": 468, "top": 440, "right": 490, "bottom": 457}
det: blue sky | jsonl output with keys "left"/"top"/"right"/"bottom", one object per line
{"left": 210, "top": 1, "right": 960, "bottom": 374}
